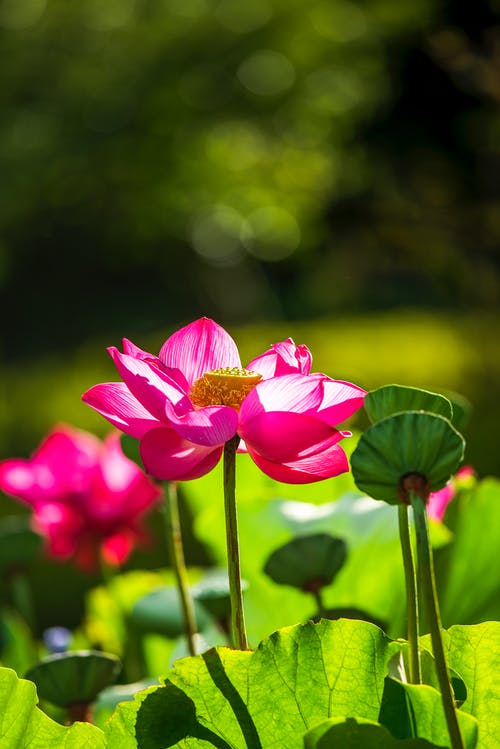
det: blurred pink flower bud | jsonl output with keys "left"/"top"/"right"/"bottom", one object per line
{"left": 426, "top": 465, "right": 475, "bottom": 522}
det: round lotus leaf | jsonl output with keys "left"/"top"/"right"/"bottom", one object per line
{"left": 263, "top": 533, "right": 347, "bottom": 591}
{"left": 364, "top": 384, "right": 452, "bottom": 424}
{"left": 0, "top": 516, "right": 43, "bottom": 570}
{"left": 351, "top": 411, "right": 465, "bottom": 504}
{"left": 130, "top": 585, "right": 210, "bottom": 637}
{"left": 24, "top": 650, "right": 121, "bottom": 707}
{"left": 191, "top": 568, "right": 248, "bottom": 620}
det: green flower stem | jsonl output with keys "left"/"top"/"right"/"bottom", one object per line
{"left": 313, "top": 588, "right": 325, "bottom": 618}
{"left": 223, "top": 435, "right": 249, "bottom": 650}
{"left": 410, "top": 491, "right": 465, "bottom": 749}
{"left": 164, "top": 480, "right": 198, "bottom": 657}
{"left": 398, "top": 504, "right": 421, "bottom": 684}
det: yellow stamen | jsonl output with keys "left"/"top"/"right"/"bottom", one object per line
{"left": 189, "top": 367, "right": 262, "bottom": 411}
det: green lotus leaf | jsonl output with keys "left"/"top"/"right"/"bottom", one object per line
{"left": 0, "top": 516, "right": 43, "bottom": 570}
{"left": 130, "top": 585, "right": 210, "bottom": 637}
{"left": 351, "top": 411, "right": 465, "bottom": 503}
{"left": 365, "top": 384, "right": 453, "bottom": 424}
{"left": 420, "top": 622, "right": 500, "bottom": 749}
{"left": 24, "top": 650, "right": 121, "bottom": 708}
{"left": 379, "top": 677, "right": 478, "bottom": 748}
{"left": 263, "top": 533, "right": 347, "bottom": 591}
{"left": 191, "top": 568, "right": 248, "bottom": 620}
{"left": 304, "top": 716, "right": 446, "bottom": 748}
{"left": 128, "top": 618, "right": 398, "bottom": 749}
{"left": 388, "top": 646, "right": 467, "bottom": 707}
{"left": 0, "top": 666, "right": 105, "bottom": 748}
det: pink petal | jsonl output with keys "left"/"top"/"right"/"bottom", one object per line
{"left": 140, "top": 427, "right": 223, "bottom": 481}
{"left": 33, "top": 502, "right": 83, "bottom": 558}
{"left": 35, "top": 427, "right": 100, "bottom": 477}
{"left": 239, "top": 411, "right": 342, "bottom": 463}
{"left": 88, "top": 433, "right": 161, "bottom": 521}
{"left": 316, "top": 379, "right": 367, "bottom": 425}
{"left": 247, "top": 339, "right": 312, "bottom": 379}
{"left": 247, "top": 442, "right": 349, "bottom": 484}
{"left": 164, "top": 401, "right": 238, "bottom": 447}
{"left": 82, "top": 382, "right": 160, "bottom": 438}
{"left": 239, "top": 373, "right": 324, "bottom": 421}
{"left": 427, "top": 483, "right": 455, "bottom": 522}
{"left": 0, "top": 460, "right": 46, "bottom": 505}
{"left": 109, "top": 347, "right": 188, "bottom": 421}
{"left": 122, "top": 339, "right": 191, "bottom": 393}
{"left": 122, "top": 338, "right": 154, "bottom": 359}
{"left": 98, "top": 432, "right": 146, "bottom": 492}
{"left": 101, "top": 531, "right": 136, "bottom": 566}
{"left": 294, "top": 344, "right": 312, "bottom": 375}
{"left": 158, "top": 318, "right": 241, "bottom": 386}
{"left": 0, "top": 426, "right": 100, "bottom": 505}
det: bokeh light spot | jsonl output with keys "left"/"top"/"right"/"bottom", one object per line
{"left": 310, "top": 1, "right": 367, "bottom": 43}
{"left": 0, "top": 0, "right": 46, "bottom": 29}
{"left": 305, "top": 66, "right": 363, "bottom": 114}
{"left": 83, "top": 0, "right": 136, "bottom": 30}
{"left": 237, "top": 50, "right": 295, "bottom": 97}
{"left": 215, "top": 0, "right": 272, "bottom": 33}
{"left": 191, "top": 205, "right": 246, "bottom": 266}
{"left": 242, "top": 206, "right": 300, "bottom": 261}
{"left": 166, "top": 0, "right": 210, "bottom": 20}
{"left": 205, "top": 122, "right": 266, "bottom": 170}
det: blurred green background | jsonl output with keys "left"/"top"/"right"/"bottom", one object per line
{"left": 1, "top": 0, "right": 500, "bottom": 636}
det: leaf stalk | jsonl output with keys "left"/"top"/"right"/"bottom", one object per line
{"left": 164, "top": 481, "right": 198, "bottom": 656}
{"left": 398, "top": 503, "right": 421, "bottom": 684}
{"left": 411, "top": 491, "right": 465, "bottom": 749}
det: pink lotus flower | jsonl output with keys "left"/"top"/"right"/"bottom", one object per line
{"left": 0, "top": 426, "right": 161, "bottom": 571}
{"left": 427, "top": 465, "right": 475, "bottom": 522}
{"left": 82, "top": 318, "right": 365, "bottom": 484}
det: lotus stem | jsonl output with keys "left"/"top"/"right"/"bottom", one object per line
{"left": 411, "top": 491, "right": 465, "bottom": 749}
{"left": 313, "top": 588, "right": 325, "bottom": 618}
{"left": 164, "top": 481, "right": 198, "bottom": 656}
{"left": 67, "top": 701, "right": 93, "bottom": 724}
{"left": 223, "top": 435, "right": 249, "bottom": 650}
{"left": 398, "top": 503, "right": 421, "bottom": 684}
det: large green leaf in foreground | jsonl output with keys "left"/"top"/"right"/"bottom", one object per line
{"left": 421, "top": 623, "right": 500, "bottom": 749}
{"left": 0, "top": 666, "right": 105, "bottom": 748}
{"left": 379, "top": 677, "right": 478, "bottom": 748}
{"left": 106, "top": 619, "right": 397, "bottom": 749}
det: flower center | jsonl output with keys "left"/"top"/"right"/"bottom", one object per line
{"left": 189, "top": 367, "right": 262, "bottom": 410}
